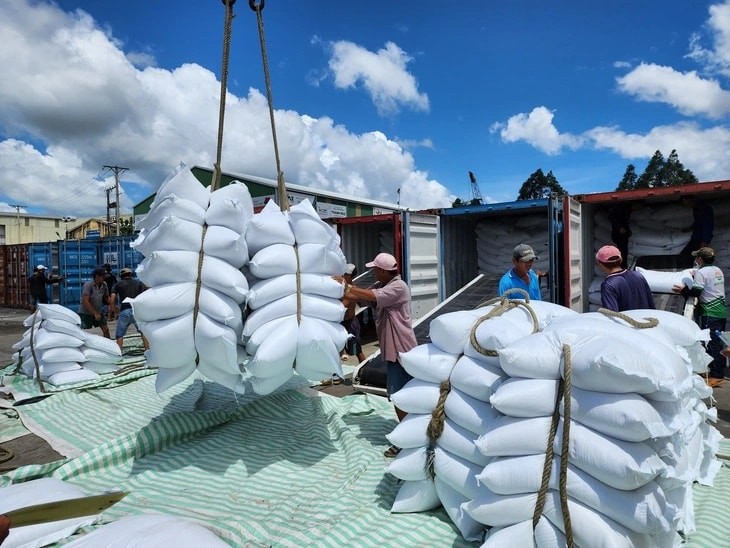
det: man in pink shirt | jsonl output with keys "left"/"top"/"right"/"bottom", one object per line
{"left": 343, "top": 252, "right": 417, "bottom": 457}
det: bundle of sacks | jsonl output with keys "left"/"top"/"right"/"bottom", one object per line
{"left": 385, "top": 298, "right": 721, "bottom": 546}
{"left": 11, "top": 304, "right": 122, "bottom": 386}
{"left": 130, "top": 166, "right": 253, "bottom": 393}
{"left": 129, "top": 165, "right": 348, "bottom": 395}
{"left": 242, "top": 199, "right": 348, "bottom": 395}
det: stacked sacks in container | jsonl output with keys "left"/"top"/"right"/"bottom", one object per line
{"left": 131, "top": 166, "right": 253, "bottom": 393}
{"left": 384, "top": 294, "right": 576, "bottom": 541}
{"left": 242, "top": 199, "right": 347, "bottom": 395}
{"left": 11, "top": 304, "right": 121, "bottom": 385}
{"left": 471, "top": 310, "right": 720, "bottom": 547}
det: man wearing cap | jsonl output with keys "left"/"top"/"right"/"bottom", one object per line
{"left": 78, "top": 268, "right": 112, "bottom": 338}
{"left": 595, "top": 245, "right": 655, "bottom": 312}
{"left": 673, "top": 247, "right": 727, "bottom": 386}
{"left": 110, "top": 267, "right": 149, "bottom": 353}
{"left": 498, "top": 244, "right": 545, "bottom": 300}
{"left": 28, "top": 264, "right": 64, "bottom": 312}
{"left": 341, "top": 252, "right": 417, "bottom": 457}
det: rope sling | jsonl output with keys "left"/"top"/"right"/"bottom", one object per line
{"left": 249, "top": 0, "right": 303, "bottom": 326}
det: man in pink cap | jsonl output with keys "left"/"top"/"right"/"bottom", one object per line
{"left": 595, "top": 245, "right": 655, "bottom": 312}
{"left": 342, "top": 252, "right": 417, "bottom": 457}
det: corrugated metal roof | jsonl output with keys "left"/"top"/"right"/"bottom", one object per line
{"left": 573, "top": 179, "right": 730, "bottom": 203}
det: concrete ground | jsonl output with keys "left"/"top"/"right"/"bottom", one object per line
{"left": 1, "top": 306, "right": 729, "bottom": 473}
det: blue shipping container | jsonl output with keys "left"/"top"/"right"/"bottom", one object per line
{"left": 98, "top": 235, "right": 143, "bottom": 273}
{"left": 58, "top": 239, "right": 99, "bottom": 310}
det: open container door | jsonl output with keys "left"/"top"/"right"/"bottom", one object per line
{"left": 562, "top": 195, "right": 584, "bottom": 312}
{"left": 402, "top": 211, "right": 440, "bottom": 321}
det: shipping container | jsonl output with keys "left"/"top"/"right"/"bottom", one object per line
{"left": 568, "top": 180, "right": 730, "bottom": 316}
{"left": 1, "top": 244, "right": 30, "bottom": 309}
{"left": 332, "top": 211, "right": 440, "bottom": 321}
{"left": 98, "top": 235, "right": 144, "bottom": 272}
{"left": 438, "top": 196, "right": 564, "bottom": 305}
{"left": 0, "top": 236, "right": 144, "bottom": 311}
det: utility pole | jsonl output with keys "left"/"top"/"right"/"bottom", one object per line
{"left": 10, "top": 204, "right": 25, "bottom": 244}
{"left": 103, "top": 165, "right": 128, "bottom": 236}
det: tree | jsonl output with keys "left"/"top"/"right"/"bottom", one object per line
{"left": 636, "top": 150, "right": 665, "bottom": 189}
{"left": 119, "top": 218, "right": 135, "bottom": 236}
{"left": 660, "top": 149, "right": 698, "bottom": 186}
{"left": 451, "top": 197, "right": 465, "bottom": 207}
{"left": 616, "top": 164, "right": 638, "bottom": 191}
{"left": 517, "top": 169, "right": 567, "bottom": 200}
{"left": 618, "top": 149, "right": 698, "bottom": 190}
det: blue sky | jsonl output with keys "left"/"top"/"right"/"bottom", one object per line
{"left": 1, "top": 0, "right": 729, "bottom": 217}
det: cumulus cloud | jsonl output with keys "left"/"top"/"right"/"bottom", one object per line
{"left": 328, "top": 40, "right": 429, "bottom": 116}
{"left": 490, "top": 107, "right": 584, "bottom": 155}
{"left": 616, "top": 63, "right": 730, "bottom": 118}
{"left": 686, "top": 0, "right": 730, "bottom": 77}
{"left": 0, "top": 0, "right": 450, "bottom": 217}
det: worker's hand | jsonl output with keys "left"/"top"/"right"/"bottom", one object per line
{"left": 721, "top": 347, "right": 730, "bottom": 358}
{"left": 671, "top": 284, "right": 683, "bottom": 294}
{"left": 537, "top": 270, "right": 548, "bottom": 278}
{"left": 332, "top": 275, "right": 344, "bottom": 284}
{"left": 94, "top": 313, "right": 101, "bottom": 321}
{"left": 0, "top": 514, "right": 10, "bottom": 544}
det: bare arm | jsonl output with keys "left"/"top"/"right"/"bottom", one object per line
{"left": 81, "top": 294, "right": 101, "bottom": 318}
{"left": 345, "top": 285, "right": 377, "bottom": 303}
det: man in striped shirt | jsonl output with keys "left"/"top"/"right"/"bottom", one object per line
{"left": 674, "top": 247, "right": 727, "bottom": 386}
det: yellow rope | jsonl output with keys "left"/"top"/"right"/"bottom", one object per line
{"left": 469, "top": 290, "right": 539, "bottom": 356}
{"left": 425, "top": 380, "right": 451, "bottom": 479}
{"left": 597, "top": 307, "right": 658, "bottom": 329}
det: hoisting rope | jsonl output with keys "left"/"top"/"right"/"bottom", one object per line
{"left": 249, "top": 0, "right": 287, "bottom": 210}
{"left": 250, "top": 0, "right": 303, "bottom": 326}
{"left": 193, "top": 0, "right": 237, "bottom": 366}
{"left": 532, "top": 344, "right": 574, "bottom": 547}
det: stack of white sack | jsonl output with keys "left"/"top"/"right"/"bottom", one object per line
{"left": 242, "top": 199, "right": 348, "bottom": 395}
{"left": 131, "top": 166, "right": 253, "bottom": 393}
{"left": 383, "top": 300, "right": 722, "bottom": 546}
{"left": 472, "top": 311, "right": 721, "bottom": 547}
{"left": 11, "top": 304, "right": 122, "bottom": 385}
{"left": 629, "top": 203, "right": 692, "bottom": 257}
{"left": 384, "top": 298, "right": 576, "bottom": 541}
{"left": 474, "top": 216, "right": 550, "bottom": 301}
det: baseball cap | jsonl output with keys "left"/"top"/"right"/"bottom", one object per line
{"left": 513, "top": 244, "right": 538, "bottom": 262}
{"left": 36, "top": 264, "right": 47, "bottom": 271}
{"left": 595, "top": 245, "right": 622, "bottom": 263}
{"left": 344, "top": 263, "right": 357, "bottom": 275}
{"left": 366, "top": 252, "right": 398, "bottom": 271}
{"left": 120, "top": 267, "right": 133, "bottom": 276}
{"left": 691, "top": 247, "right": 715, "bottom": 259}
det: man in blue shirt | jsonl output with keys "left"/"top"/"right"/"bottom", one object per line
{"left": 498, "top": 244, "right": 543, "bottom": 300}
{"left": 596, "top": 245, "right": 655, "bottom": 312}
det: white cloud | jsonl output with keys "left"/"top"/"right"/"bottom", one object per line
{"left": 616, "top": 63, "right": 730, "bottom": 118}
{"left": 491, "top": 107, "right": 583, "bottom": 155}
{"left": 328, "top": 40, "right": 429, "bottom": 116}
{"left": 687, "top": 1, "right": 730, "bottom": 77}
{"left": 0, "top": 0, "right": 449, "bottom": 216}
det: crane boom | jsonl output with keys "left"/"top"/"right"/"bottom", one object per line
{"left": 468, "top": 171, "right": 483, "bottom": 204}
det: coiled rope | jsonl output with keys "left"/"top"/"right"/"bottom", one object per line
{"left": 597, "top": 307, "right": 659, "bottom": 329}
{"left": 469, "top": 289, "right": 539, "bottom": 357}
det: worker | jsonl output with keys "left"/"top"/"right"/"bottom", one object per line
{"left": 595, "top": 245, "right": 655, "bottom": 312}
{"left": 340, "top": 252, "right": 417, "bottom": 457}
{"left": 109, "top": 267, "right": 149, "bottom": 354}
{"left": 498, "top": 244, "right": 545, "bottom": 300}
{"left": 78, "top": 268, "right": 112, "bottom": 339}
{"left": 673, "top": 247, "right": 727, "bottom": 387}
{"left": 28, "top": 265, "right": 64, "bottom": 312}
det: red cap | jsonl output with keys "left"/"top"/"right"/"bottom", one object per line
{"left": 595, "top": 245, "right": 622, "bottom": 263}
